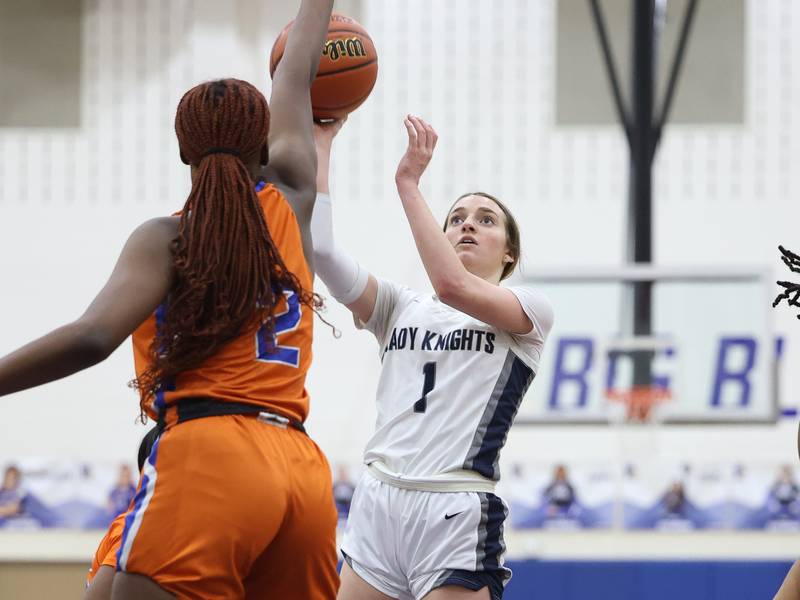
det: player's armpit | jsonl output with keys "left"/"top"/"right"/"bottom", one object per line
{"left": 346, "top": 274, "right": 379, "bottom": 326}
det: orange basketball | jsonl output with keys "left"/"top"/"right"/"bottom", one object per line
{"left": 269, "top": 13, "right": 378, "bottom": 120}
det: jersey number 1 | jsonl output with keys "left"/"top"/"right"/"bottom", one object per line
{"left": 414, "top": 361, "right": 437, "bottom": 413}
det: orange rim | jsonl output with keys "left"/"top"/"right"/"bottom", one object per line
{"left": 605, "top": 386, "right": 672, "bottom": 422}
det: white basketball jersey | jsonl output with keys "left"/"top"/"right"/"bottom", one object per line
{"left": 357, "top": 279, "right": 554, "bottom": 490}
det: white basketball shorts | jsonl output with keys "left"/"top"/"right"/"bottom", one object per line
{"left": 340, "top": 471, "right": 511, "bottom": 600}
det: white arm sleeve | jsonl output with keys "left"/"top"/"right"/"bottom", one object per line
{"left": 310, "top": 192, "right": 369, "bottom": 305}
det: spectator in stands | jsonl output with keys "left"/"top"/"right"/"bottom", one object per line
{"left": 0, "top": 465, "right": 60, "bottom": 529}
{"left": 0, "top": 464, "right": 58, "bottom": 528}
{"left": 543, "top": 464, "right": 577, "bottom": 517}
{"left": 107, "top": 464, "right": 136, "bottom": 519}
{"left": 332, "top": 465, "right": 355, "bottom": 520}
{"left": 661, "top": 481, "right": 687, "bottom": 517}
{"left": 0, "top": 465, "right": 24, "bottom": 522}
{"left": 769, "top": 465, "right": 800, "bottom": 519}
{"left": 653, "top": 480, "right": 710, "bottom": 529}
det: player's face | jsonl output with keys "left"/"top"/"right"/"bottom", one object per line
{"left": 445, "top": 195, "right": 512, "bottom": 282}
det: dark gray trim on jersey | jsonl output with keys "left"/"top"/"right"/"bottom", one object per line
{"left": 476, "top": 494, "right": 490, "bottom": 568}
{"left": 475, "top": 493, "right": 509, "bottom": 574}
{"left": 462, "top": 351, "right": 535, "bottom": 480}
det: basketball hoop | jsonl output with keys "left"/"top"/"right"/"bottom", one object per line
{"left": 605, "top": 385, "right": 672, "bottom": 423}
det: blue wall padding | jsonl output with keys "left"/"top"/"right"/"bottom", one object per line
{"left": 503, "top": 560, "right": 792, "bottom": 600}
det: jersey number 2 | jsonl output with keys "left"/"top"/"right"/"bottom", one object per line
{"left": 414, "top": 362, "right": 437, "bottom": 413}
{"left": 256, "top": 290, "right": 301, "bottom": 367}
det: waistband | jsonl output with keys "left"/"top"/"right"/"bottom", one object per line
{"left": 157, "top": 397, "right": 306, "bottom": 435}
{"left": 367, "top": 461, "right": 497, "bottom": 493}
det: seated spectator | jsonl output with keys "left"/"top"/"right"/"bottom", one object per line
{"left": 543, "top": 464, "right": 577, "bottom": 517}
{"left": 661, "top": 481, "right": 687, "bottom": 517}
{"left": 768, "top": 465, "right": 800, "bottom": 519}
{"left": 107, "top": 464, "right": 136, "bottom": 519}
{"left": 0, "top": 464, "right": 55, "bottom": 527}
{"left": 653, "top": 480, "right": 710, "bottom": 529}
{"left": 0, "top": 465, "right": 24, "bottom": 521}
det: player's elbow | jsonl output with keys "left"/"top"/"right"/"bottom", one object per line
{"left": 71, "top": 320, "right": 118, "bottom": 364}
{"left": 313, "top": 245, "right": 336, "bottom": 266}
{"left": 435, "top": 276, "right": 469, "bottom": 308}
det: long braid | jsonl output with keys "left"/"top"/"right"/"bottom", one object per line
{"left": 134, "top": 79, "right": 320, "bottom": 415}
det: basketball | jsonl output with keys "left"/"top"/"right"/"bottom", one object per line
{"left": 269, "top": 13, "right": 378, "bottom": 120}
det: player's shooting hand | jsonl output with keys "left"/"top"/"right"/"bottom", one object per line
{"left": 313, "top": 117, "right": 347, "bottom": 151}
{"left": 395, "top": 115, "right": 438, "bottom": 186}
{"left": 314, "top": 117, "right": 346, "bottom": 194}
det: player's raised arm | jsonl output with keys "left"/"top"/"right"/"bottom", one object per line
{"left": 0, "top": 218, "right": 175, "bottom": 397}
{"left": 265, "top": 0, "right": 334, "bottom": 235}
{"left": 311, "top": 118, "right": 378, "bottom": 325}
{"left": 395, "top": 116, "right": 534, "bottom": 335}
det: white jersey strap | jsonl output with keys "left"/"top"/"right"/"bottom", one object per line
{"left": 367, "top": 461, "right": 497, "bottom": 494}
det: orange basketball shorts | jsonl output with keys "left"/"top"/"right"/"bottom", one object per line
{"left": 86, "top": 511, "right": 126, "bottom": 586}
{"left": 115, "top": 413, "right": 339, "bottom": 600}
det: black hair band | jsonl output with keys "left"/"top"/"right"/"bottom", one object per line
{"left": 202, "top": 147, "right": 241, "bottom": 158}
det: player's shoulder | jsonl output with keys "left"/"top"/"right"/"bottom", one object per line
{"left": 503, "top": 285, "right": 555, "bottom": 340}
{"left": 506, "top": 285, "right": 554, "bottom": 316}
{"left": 126, "top": 216, "right": 180, "bottom": 250}
{"left": 135, "top": 215, "right": 179, "bottom": 235}
{"left": 376, "top": 277, "right": 427, "bottom": 305}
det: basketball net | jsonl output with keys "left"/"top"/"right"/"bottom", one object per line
{"left": 605, "top": 385, "right": 673, "bottom": 528}
{"left": 605, "top": 385, "right": 672, "bottom": 424}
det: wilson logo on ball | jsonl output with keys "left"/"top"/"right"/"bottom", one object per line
{"left": 270, "top": 12, "right": 379, "bottom": 120}
{"left": 322, "top": 37, "right": 367, "bottom": 61}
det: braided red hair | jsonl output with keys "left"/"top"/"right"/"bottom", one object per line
{"left": 134, "top": 79, "right": 319, "bottom": 416}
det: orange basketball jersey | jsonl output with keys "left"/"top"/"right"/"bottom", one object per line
{"left": 132, "top": 184, "right": 313, "bottom": 425}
